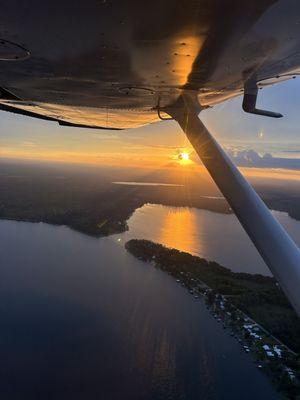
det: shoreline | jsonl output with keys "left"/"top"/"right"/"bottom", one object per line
{"left": 0, "top": 201, "right": 298, "bottom": 239}
{"left": 125, "top": 239, "right": 300, "bottom": 399}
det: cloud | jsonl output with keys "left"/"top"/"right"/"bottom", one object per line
{"left": 88, "top": 132, "right": 119, "bottom": 140}
{"left": 141, "top": 144, "right": 185, "bottom": 150}
{"left": 227, "top": 149, "right": 300, "bottom": 170}
{"left": 191, "top": 147, "right": 300, "bottom": 170}
{"left": 22, "top": 141, "right": 37, "bottom": 148}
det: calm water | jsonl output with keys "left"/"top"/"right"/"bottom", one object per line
{"left": 121, "top": 204, "right": 300, "bottom": 276}
{"left": 0, "top": 209, "right": 285, "bottom": 399}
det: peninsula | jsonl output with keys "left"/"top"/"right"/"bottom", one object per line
{"left": 125, "top": 239, "right": 300, "bottom": 399}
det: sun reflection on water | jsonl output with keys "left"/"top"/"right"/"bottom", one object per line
{"left": 158, "top": 207, "right": 201, "bottom": 255}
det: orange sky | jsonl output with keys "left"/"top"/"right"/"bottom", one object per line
{"left": 1, "top": 139, "right": 299, "bottom": 184}
{"left": 0, "top": 86, "right": 299, "bottom": 184}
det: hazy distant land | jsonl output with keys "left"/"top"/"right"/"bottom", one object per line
{"left": 0, "top": 160, "right": 299, "bottom": 237}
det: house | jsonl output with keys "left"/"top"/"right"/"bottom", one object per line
{"left": 284, "top": 367, "right": 296, "bottom": 380}
{"left": 273, "top": 345, "right": 282, "bottom": 358}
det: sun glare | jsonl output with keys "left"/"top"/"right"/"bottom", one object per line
{"left": 171, "top": 149, "right": 193, "bottom": 166}
{"left": 177, "top": 151, "right": 192, "bottom": 165}
{"left": 179, "top": 152, "right": 189, "bottom": 161}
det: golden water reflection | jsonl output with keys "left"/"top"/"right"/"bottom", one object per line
{"left": 126, "top": 203, "right": 295, "bottom": 275}
{"left": 158, "top": 207, "right": 203, "bottom": 256}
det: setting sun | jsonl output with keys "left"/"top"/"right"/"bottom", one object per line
{"left": 179, "top": 152, "right": 190, "bottom": 161}
{"left": 177, "top": 151, "right": 192, "bottom": 165}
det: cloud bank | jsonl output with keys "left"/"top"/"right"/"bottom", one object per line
{"left": 227, "top": 149, "right": 300, "bottom": 170}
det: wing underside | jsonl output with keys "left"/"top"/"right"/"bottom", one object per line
{"left": 0, "top": 0, "right": 299, "bottom": 129}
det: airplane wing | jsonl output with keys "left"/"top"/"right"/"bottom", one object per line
{"left": 0, "top": 0, "right": 299, "bottom": 128}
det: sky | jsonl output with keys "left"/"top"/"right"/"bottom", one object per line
{"left": 0, "top": 78, "right": 300, "bottom": 168}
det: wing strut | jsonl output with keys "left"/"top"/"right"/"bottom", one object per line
{"left": 166, "top": 91, "right": 300, "bottom": 315}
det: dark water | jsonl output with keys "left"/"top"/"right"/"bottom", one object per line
{"left": 0, "top": 217, "right": 281, "bottom": 399}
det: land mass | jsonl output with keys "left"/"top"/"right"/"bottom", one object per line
{"left": 125, "top": 239, "right": 300, "bottom": 399}
{"left": 1, "top": 159, "right": 299, "bottom": 397}
{"left": 125, "top": 239, "right": 300, "bottom": 352}
{"left": 0, "top": 160, "right": 299, "bottom": 237}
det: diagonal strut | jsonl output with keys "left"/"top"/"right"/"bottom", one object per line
{"left": 166, "top": 91, "right": 300, "bottom": 316}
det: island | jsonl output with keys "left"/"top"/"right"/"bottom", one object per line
{"left": 125, "top": 239, "right": 300, "bottom": 399}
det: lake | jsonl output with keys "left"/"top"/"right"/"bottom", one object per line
{"left": 0, "top": 204, "right": 294, "bottom": 399}
{"left": 120, "top": 203, "right": 300, "bottom": 276}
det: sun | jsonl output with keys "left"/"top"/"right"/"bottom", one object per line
{"left": 172, "top": 150, "right": 193, "bottom": 165}
{"left": 177, "top": 151, "right": 192, "bottom": 165}
{"left": 179, "top": 152, "right": 189, "bottom": 161}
